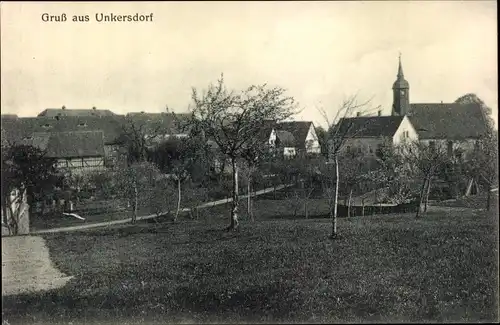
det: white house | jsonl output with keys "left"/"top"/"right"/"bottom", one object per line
{"left": 330, "top": 115, "right": 418, "bottom": 158}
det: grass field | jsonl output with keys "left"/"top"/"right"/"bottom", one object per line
{"left": 2, "top": 203, "right": 498, "bottom": 324}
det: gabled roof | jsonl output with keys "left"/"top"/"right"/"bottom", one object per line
{"left": 275, "top": 121, "right": 313, "bottom": 149}
{"left": 38, "top": 108, "right": 117, "bottom": 117}
{"left": 124, "top": 112, "right": 191, "bottom": 135}
{"left": 408, "top": 103, "right": 488, "bottom": 140}
{"left": 275, "top": 130, "right": 296, "bottom": 147}
{"left": 21, "top": 132, "right": 51, "bottom": 151}
{"left": 22, "top": 131, "right": 105, "bottom": 158}
{"left": 1, "top": 115, "right": 125, "bottom": 145}
{"left": 334, "top": 116, "right": 404, "bottom": 138}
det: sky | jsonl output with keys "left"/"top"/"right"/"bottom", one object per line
{"left": 1, "top": 1, "right": 497, "bottom": 128}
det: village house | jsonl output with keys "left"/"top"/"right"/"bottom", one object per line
{"left": 262, "top": 120, "right": 322, "bottom": 157}
{"left": 21, "top": 131, "right": 106, "bottom": 175}
{"left": 1, "top": 107, "right": 192, "bottom": 171}
{"left": 334, "top": 114, "right": 418, "bottom": 157}
{"left": 328, "top": 55, "right": 490, "bottom": 159}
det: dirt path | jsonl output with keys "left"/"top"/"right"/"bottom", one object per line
{"left": 32, "top": 184, "right": 293, "bottom": 235}
{"left": 2, "top": 236, "right": 73, "bottom": 296}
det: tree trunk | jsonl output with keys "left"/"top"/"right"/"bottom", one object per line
{"left": 6, "top": 194, "right": 20, "bottom": 236}
{"left": 465, "top": 178, "right": 474, "bottom": 196}
{"left": 227, "top": 159, "right": 239, "bottom": 231}
{"left": 486, "top": 185, "right": 491, "bottom": 211}
{"left": 331, "top": 155, "right": 339, "bottom": 239}
{"left": 424, "top": 177, "right": 432, "bottom": 212}
{"left": 347, "top": 188, "right": 353, "bottom": 218}
{"left": 132, "top": 180, "right": 138, "bottom": 224}
{"left": 174, "top": 178, "right": 181, "bottom": 223}
{"left": 416, "top": 177, "right": 428, "bottom": 219}
{"left": 247, "top": 177, "right": 253, "bottom": 221}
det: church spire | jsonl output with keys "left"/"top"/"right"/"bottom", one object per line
{"left": 397, "top": 52, "right": 404, "bottom": 78}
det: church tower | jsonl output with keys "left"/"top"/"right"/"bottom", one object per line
{"left": 392, "top": 54, "right": 410, "bottom": 116}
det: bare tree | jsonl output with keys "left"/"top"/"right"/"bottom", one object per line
{"left": 318, "top": 95, "right": 380, "bottom": 239}
{"left": 185, "top": 74, "right": 298, "bottom": 231}
{"left": 114, "top": 162, "right": 161, "bottom": 224}
{"left": 363, "top": 140, "right": 418, "bottom": 205}
{"left": 400, "top": 141, "right": 449, "bottom": 218}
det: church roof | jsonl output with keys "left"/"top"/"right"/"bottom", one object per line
{"left": 334, "top": 116, "right": 405, "bottom": 138}
{"left": 408, "top": 102, "right": 488, "bottom": 140}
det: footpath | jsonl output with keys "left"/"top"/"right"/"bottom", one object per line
{"left": 32, "top": 184, "right": 292, "bottom": 235}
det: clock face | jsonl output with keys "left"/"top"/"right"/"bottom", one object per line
{"left": 400, "top": 90, "right": 406, "bottom": 96}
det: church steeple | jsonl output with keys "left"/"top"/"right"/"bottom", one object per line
{"left": 392, "top": 53, "right": 410, "bottom": 116}
{"left": 397, "top": 53, "right": 405, "bottom": 78}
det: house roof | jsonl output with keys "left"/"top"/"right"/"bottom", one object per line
{"left": 257, "top": 120, "right": 278, "bottom": 143}
{"left": 1, "top": 114, "right": 18, "bottom": 119}
{"left": 275, "top": 130, "right": 296, "bottom": 147}
{"left": 408, "top": 102, "right": 488, "bottom": 140}
{"left": 124, "top": 112, "right": 192, "bottom": 135}
{"left": 22, "top": 131, "right": 105, "bottom": 158}
{"left": 334, "top": 116, "right": 404, "bottom": 138}
{"left": 1, "top": 115, "right": 125, "bottom": 145}
{"left": 38, "top": 108, "right": 117, "bottom": 117}
{"left": 274, "top": 121, "right": 313, "bottom": 149}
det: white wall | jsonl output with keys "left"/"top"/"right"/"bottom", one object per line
{"left": 57, "top": 157, "right": 105, "bottom": 175}
{"left": 283, "top": 147, "right": 296, "bottom": 157}
{"left": 393, "top": 116, "right": 419, "bottom": 145}
{"left": 305, "top": 124, "right": 321, "bottom": 153}
{"left": 339, "top": 137, "right": 388, "bottom": 157}
{"left": 268, "top": 129, "right": 277, "bottom": 146}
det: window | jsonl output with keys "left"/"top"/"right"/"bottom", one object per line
{"left": 78, "top": 122, "right": 87, "bottom": 127}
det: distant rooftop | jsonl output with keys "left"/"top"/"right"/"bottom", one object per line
{"left": 38, "top": 106, "right": 117, "bottom": 117}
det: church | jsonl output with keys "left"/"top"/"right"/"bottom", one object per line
{"left": 332, "top": 55, "right": 490, "bottom": 158}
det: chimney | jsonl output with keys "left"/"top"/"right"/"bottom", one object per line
{"left": 440, "top": 101, "right": 443, "bottom": 104}
{"left": 356, "top": 112, "right": 361, "bottom": 117}
{"left": 377, "top": 110, "right": 381, "bottom": 116}
{"left": 62, "top": 105, "right": 66, "bottom": 110}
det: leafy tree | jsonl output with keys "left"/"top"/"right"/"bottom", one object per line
{"left": 315, "top": 126, "right": 329, "bottom": 158}
{"left": 455, "top": 93, "right": 495, "bottom": 130}
{"left": 1, "top": 144, "right": 63, "bottom": 235}
{"left": 466, "top": 130, "right": 499, "bottom": 210}
{"left": 185, "top": 74, "right": 298, "bottom": 231}
{"left": 362, "top": 141, "right": 418, "bottom": 205}
{"left": 149, "top": 137, "right": 203, "bottom": 222}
